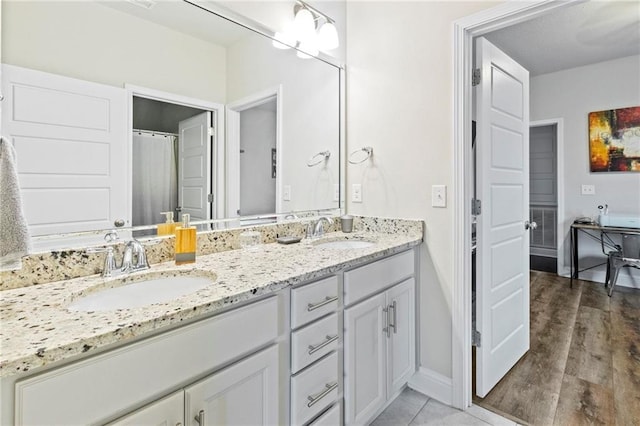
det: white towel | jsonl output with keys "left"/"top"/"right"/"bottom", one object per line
{"left": 0, "top": 136, "right": 31, "bottom": 269}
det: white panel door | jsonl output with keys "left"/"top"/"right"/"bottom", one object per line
{"left": 108, "top": 391, "right": 183, "bottom": 426}
{"left": 387, "top": 278, "right": 416, "bottom": 396}
{"left": 1, "top": 64, "right": 127, "bottom": 235}
{"left": 178, "top": 112, "right": 212, "bottom": 222}
{"left": 184, "top": 345, "right": 279, "bottom": 426}
{"left": 344, "top": 293, "right": 387, "bottom": 425}
{"left": 475, "top": 37, "right": 530, "bottom": 397}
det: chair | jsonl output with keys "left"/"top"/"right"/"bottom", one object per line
{"left": 606, "top": 233, "right": 640, "bottom": 297}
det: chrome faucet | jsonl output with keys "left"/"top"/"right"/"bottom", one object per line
{"left": 121, "top": 239, "right": 150, "bottom": 273}
{"left": 307, "top": 216, "right": 333, "bottom": 239}
{"left": 87, "top": 231, "right": 150, "bottom": 278}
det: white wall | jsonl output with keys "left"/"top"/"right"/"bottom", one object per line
{"left": 531, "top": 55, "right": 640, "bottom": 287}
{"left": 346, "top": 1, "right": 500, "bottom": 379}
{"left": 1, "top": 1, "right": 227, "bottom": 103}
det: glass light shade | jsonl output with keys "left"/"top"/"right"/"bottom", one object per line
{"left": 272, "top": 24, "right": 296, "bottom": 50}
{"left": 318, "top": 22, "right": 339, "bottom": 50}
{"left": 297, "top": 37, "right": 319, "bottom": 59}
{"left": 293, "top": 8, "right": 316, "bottom": 42}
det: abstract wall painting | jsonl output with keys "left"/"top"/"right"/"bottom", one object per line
{"left": 589, "top": 106, "right": 640, "bottom": 172}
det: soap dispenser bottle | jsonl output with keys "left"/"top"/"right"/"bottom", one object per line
{"left": 157, "top": 211, "right": 177, "bottom": 236}
{"left": 175, "top": 213, "right": 196, "bottom": 265}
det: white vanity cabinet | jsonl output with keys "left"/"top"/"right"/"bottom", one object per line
{"left": 108, "top": 391, "right": 184, "bottom": 426}
{"left": 13, "top": 295, "right": 284, "bottom": 425}
{"left": 343, "top": 250, "right": 416, "bottom": 426}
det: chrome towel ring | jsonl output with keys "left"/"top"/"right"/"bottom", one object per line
{"left": 348, "top": 146, "right": 373, "bottom": 164}
{"left": 307, "top": 150, "right": 331, "bottom": 167}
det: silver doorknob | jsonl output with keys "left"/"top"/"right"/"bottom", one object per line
{"left": 113, "top": 219, "right": 125, "bottom": 227}
{"left": 525, "top": 221, "right": 538, "bottom": 230}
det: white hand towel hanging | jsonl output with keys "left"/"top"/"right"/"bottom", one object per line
{"left": 0, "top": 136, "right": 31, "bottom": 270}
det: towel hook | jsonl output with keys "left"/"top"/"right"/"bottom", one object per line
{"left": 307, "top": 150, "right": 331, "bottom": 167}
{"left": 348, "top": 146, "right": 373, "bottom": 164}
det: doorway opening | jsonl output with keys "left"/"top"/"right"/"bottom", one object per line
{"left": 126, "top": 85, "right": 224, "bottom": 234}
{"left": 226, "top": 86, "right": 283, "bottom": 222}
{"left": 452, "top": 0, "right": 576, "bottom": 411}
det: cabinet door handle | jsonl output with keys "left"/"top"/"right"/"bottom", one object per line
{"left": 194, "top": 409, "right": 205, "bottom": 425}
{"left": 307, "top": 295, "right": 338, "bottom": 311}
{"left": 307, "top": 382, "right": 338, "bottom": 407}
{"left": 383, "top": 306, "right": 389, "bottom": 337}
{"left": 389, "top": 301, "right": 397, "bottom": 334}
{"left": 308, "top": 334, "right": 339, "bottom": 355}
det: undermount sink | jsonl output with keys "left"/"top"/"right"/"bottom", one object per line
{"left": 312, "top": 239, "right": 375, "bottom": 249}
{"left": 67, "top": 271, "right": 216, "bottom": 312}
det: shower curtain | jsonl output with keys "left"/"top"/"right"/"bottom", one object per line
{"left": 132, "top": 133, "right": 178, "bottom": 227}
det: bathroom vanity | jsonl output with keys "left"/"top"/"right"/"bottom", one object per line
{"left": 0, "top": 219, "right": 422, "bottom": 425}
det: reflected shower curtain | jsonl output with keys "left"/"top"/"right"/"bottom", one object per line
{"left": 132, "top": 133, "right": 178, "bottom": 227}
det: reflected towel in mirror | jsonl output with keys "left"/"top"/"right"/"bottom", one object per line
{"left": 0, "top": 136, "right": 31, "bottom": 269}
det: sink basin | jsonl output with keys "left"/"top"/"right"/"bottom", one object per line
{"left": 68, "top": 272, "right": 215, "bottom": 312}
{"left": 313, "top": 239, "right": 375, "bottom": 249}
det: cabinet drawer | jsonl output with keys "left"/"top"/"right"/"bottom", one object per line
{"left": 309, "top": 402, "right": 341, "bottom": 426}
{"left": 291, "top": 313, "right": 339, "bottom": 374}
{"left": 14, "top": 296, "right": 279, "bottom": 426}
{"left": 344, "top": 250, "right": 414, "bottom": 305}
{"left": 291, "top": 276, "right": 339, "bottom": 328}
{"left": 291, "top": 352, "right": 339, "bottom": 426}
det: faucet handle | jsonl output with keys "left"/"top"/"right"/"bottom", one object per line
{"left": 86, "top": 246, "right": 118, "bottom": 277}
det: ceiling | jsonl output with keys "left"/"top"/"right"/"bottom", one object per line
{"left": 484, "top": 0, "right": 640, "bottom": 76}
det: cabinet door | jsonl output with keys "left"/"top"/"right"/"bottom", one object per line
{"left": 386, "top": 278, "right": 416, "bottom": 396}
{"left": 185, "top": 345, "right": 280, "bottom": 426}
{"left": 344, "top": 293, "right": 387, "bottom": 425}
{"left": 108, "top": 391, "right": 184, "bottom": 426}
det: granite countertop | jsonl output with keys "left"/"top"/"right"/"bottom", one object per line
{"left": 0, "top": 230, "right": 422, "bottom": 378}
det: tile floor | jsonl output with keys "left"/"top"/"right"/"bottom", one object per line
{"left": 371, "top": 388, "right": 520, "bottom": 426}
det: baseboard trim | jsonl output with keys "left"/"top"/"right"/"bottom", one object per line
{"left": 408, "top": 367, "right": 453, "bottom": 406}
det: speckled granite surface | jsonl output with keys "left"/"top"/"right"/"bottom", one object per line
{"left": 0, "top": 219, "right": 422, "bottom": 378}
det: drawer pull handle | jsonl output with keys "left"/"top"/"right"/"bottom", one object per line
{"left": 308, "top": 334, "right": 339, "bottom": 355}
{"left": 307, "top": 382, "right": 338, "bottom": 408}
{"left": 194, "top": 409, "right": 205, "bottom": 425}
{"left": 307, "top": 295, "right": 338, "bottom": 311}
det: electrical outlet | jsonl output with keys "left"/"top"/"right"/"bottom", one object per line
{"left": 333, "top": 184, "right": 340, "bottom": 202}
{"left": 581, "top": 184, "right": 595, "bottom": 195}
{"left": 352, "top": 184, "right": 362, "bottom": 203}
{"left": 432, "top": 185, "right": 447, "bottom": 207}
{"left": 283, "top": 185, "right": 291, "bottom": 201}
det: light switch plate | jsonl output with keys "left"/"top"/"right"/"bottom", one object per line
{"left": 581, "top": 184, "right": 595, "bottom": 195}
{"left": 283, "top": 185, "right": 291, "bottom": 201}
{"left": 333, "top": 184, "right": 340, "bottom": 202}
{"left": 352, "top": 184, "right": 362, "bottom": 203}
{"left": 432, "top": 185, "right": 447, "bottom": 207}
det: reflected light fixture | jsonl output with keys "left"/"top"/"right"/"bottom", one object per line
{"left": 275, "top": 0, "right": 339, "bottom": 58}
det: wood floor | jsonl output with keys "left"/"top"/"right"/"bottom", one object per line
{"left": 474, "top": 271, "right": 640, "bottom": 426}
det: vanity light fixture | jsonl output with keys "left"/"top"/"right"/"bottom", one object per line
{"left": 272, "top": 0, "right": 339, "bottom": 57}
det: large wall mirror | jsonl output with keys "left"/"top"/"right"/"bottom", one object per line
{"left": 1, "top": 0, "right": 342, "bottom": 245}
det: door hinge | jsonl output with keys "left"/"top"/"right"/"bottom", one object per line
{"left": 472, "top": 68, "right": 481, "bottom": 86}
{"left": 472, "top": 330, "right": 481, "bottom": 347}
{"left": 207, "top": 127, "right": 215, "bottom": 137}
{"left": 208, "top": 194, "right": 214, "bottom": 203}
{"left": 472, "top": 198, "right": 482, "bottom": 216}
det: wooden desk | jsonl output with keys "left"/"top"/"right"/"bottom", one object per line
{"left": 570, "top": 222, "right": 640, "bottom": 286}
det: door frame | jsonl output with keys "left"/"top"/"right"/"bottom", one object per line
{"left": 125, "top": 84, "right": 225, "bottom": 220}
{"left": 451, "top": 0, "right": 580, "bottom": 410}
{"left": 226, "top": 85, "right": 283, "bottom": 218}
{"left": 530, "top": 118, "right": 566, "bottom": 275}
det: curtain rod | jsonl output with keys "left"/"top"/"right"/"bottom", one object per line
{"left": 133, "top": 129, "right": 178, "bottom": 137}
